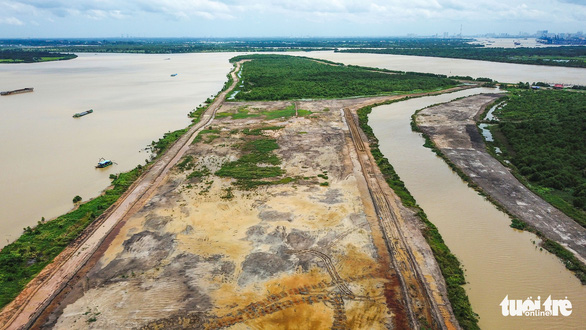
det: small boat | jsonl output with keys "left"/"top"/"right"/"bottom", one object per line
{"left": 73, "top": 109, "right": 93, "bottom": 118}
{"left": 170, "top": 73, "right": 178, "bottom": 77}
{"left": 1, "top": 87, "right": 34, "bottom": 96}
{"left": 96, "top": 159, "right": 113, "bottom": 168}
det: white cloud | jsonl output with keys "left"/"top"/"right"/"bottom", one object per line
{"left": 0, "top": 16, "right": 24, "bottom": 25}
{"left": 1, "top": 0, "right": 585, "bottom": 36}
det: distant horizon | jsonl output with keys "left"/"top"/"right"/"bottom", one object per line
{"left": 0, "top": 33, "right": 583, "bottom": 41}
{"left": 1, "top": 0, "right": 584, "bottom": 39}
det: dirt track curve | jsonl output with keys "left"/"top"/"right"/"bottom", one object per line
{"left": 0, "top": 61, "right": 245, "bottom": 330}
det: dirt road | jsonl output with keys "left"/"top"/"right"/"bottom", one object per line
{"left": 0, "top": 61, "right": 245, "bottom": 330}
{"left": 415, "top": 94, "right": 586, "bottom": 264}
{"left": 344, "top": 108, "right": 457, "bottom": 329}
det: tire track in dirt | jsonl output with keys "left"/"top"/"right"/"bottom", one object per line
{"left": 344, "top": 107, "right": 455, "bottom": 330}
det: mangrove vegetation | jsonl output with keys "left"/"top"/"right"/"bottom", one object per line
{"left": 228, "top": 54, "right": 457, "bottom": 100}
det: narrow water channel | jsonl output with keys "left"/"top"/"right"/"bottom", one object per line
{"left": 369, "top": 88, "right": 586, "bottom": 329}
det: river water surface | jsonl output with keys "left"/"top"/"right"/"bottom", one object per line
{"left": 0, "top": 53, "right": 235, "bottom": 246}
{"left": 369, "top": 88, "right": 586, "bottom": 329}
{"left": 305, "top": 51, "right": 586, "bottom": 85}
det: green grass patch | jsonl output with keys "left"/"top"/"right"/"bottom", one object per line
{"left": 0, "top": 49, "right": 77, "bottom": 63}
{"left": 242, "top": 126, "right": 284, "bottom": 135}
{"left": 176, "top": 155, "right": 194, "bottom": 171}
{"left": 218, "top": 104, "right": 312, "bottom": 121}
{"left": 215, "top": 136, "right": 287, "bottom": 188}
{"left": 150, "top": 128, "right": 189, "bottom": 157}
{"left": 192, "top": 127, "right": 221, "bottom": 144}
{"left": 187, "top": 167, "right": 210, "bottom": 180}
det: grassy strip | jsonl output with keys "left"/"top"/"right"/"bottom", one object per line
{"left": 150, "top": 128, "right": 189, "bottom": 157}
{"left": 410, "top": 102, "right": 586, "bottom": 285}
{"left": 357, "top": 102, "right": 479, "bottom": 330}
{"left": 215, "top": 137, "right": 286, "bottom": 189}
{"left": 242, "top": 126, "right": 283, "bottom": 136}
{"left": 192, "top": 127, "right": 221, "bottom": 144}
{"left": 0, "top": 49, "right": 77, "bottom": 63}
{"left": 0, "top": 166, "right": 144, "bottom": 309}
{"left": 217, "top": 104, "right": 312, "bottom": 121}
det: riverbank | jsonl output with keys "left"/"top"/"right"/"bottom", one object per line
{"left": 0, "top": 60, "right": 245, "bottom": 329}
{"left": 413, "top": 94, "right": 586, "bottom": 282}
{"left": 0, "top": 52, "right": 236, "bottom": 248}
{"left": 357, "top": 99, "right": 479, "bottom": 329}
{"left": 0, "top": 50, "right": 76, "bottom": 63}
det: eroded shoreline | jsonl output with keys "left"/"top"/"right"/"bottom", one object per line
{"left": 414, "top": 94, "right": 586, "bottom": 271}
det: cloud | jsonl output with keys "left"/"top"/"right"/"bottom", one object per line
{"left": 0, "top": 0, "right": 585, "bottom": 36}
{"left": 3, "top": 0, "right": 235, "bottom": 21}
{"left": 0, "top": 16, "right": 24, "bottom": 25}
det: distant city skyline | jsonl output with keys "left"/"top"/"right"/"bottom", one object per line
{"left": 0, "top": 0, "right": 585, "bottom": 38}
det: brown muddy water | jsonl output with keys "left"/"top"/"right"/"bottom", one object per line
{"left": 0, "top": 53, "right": 235, "bottom": 247}
{"left": 370, "top": 88, "right": 586, "bottom": 329}
{"left": 304, "top": 51, "right": 586, "bottom": 85}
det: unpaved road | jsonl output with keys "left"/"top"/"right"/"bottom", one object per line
{"left": 0, "top": 61, "right": 246, "bottom": 330}
{"left": 415, "top": 94, "right": 586, "bottom": 264}
{"left": 344, "top": 108, "right": 456, "bottom": 329}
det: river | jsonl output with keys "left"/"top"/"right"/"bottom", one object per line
{"left": 0, "top": 53, "right": 235, "bottom": 247}
{"left": 304, "top": 51, "right": 586, "bottom": 85}
{"left": 369, "top": 89, "right": 586, "bottom": 329}
{"left": 1, "top": 51, "right": 585, "bottom": 328}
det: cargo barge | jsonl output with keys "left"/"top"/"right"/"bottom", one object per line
{"left": 73, "top": 109, "right": 93, "bottom": 118}
{"left": 1, "top": 87, "right": 34, "bottom": 96}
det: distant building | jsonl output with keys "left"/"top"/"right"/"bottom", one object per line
{"left": 554, "top": 84, "right": 564, "bottom": 89}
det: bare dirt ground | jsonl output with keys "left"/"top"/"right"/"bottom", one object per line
{"left": 0, "top": 61, "right": 246, "bottom": 330}
{"left": 415, "top": 94, "right": 586, "bottom": 264}
{"left": 0, "top": 69, "right": 474, "bottom": 329}
{"left": 30, "top": 95, "right": 464, "bottom": 329}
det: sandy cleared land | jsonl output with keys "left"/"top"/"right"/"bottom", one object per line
{"left": 0, "top": 61, "right": 246, "bottom": 330}
{"left": 30, "top": 95, "right": 463, "bottom": 329}
{"left": 415, "top": 94, "right": 586, "bottom": 264}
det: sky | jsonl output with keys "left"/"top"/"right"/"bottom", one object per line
{"left": 0, "top": 0, "right": 585, "bottom": 38}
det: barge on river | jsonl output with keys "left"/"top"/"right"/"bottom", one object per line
{"left": 96, "top": 159, "right": 113, "bottom": 168}
{"left": 73, "top": 109, "right": 93, "bottom": 118}
{"left": 1, "top": 87, "right": 34, "bottom": 96}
